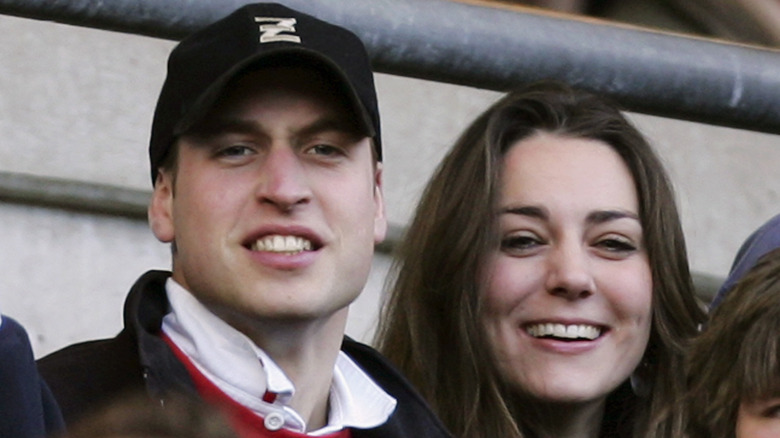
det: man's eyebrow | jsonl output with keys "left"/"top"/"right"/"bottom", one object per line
{"left": 183, "top": 117, "right": 258, "bottom": 140}
{"left": 183, "top": 115, "right": 364, "bottom": 141}
{"left": 297, "top": 116, "right": 364, "bottom": 139}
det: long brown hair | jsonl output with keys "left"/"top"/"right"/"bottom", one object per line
{"left": 375, "top": 81, "right": 705, "bottom": 438}
{"left": 684, "top": 248, "right": 780, "bottom": 438}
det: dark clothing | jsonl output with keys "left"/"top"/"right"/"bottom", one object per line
{"left": 600, "top": 381, "right": 638, "bottom": 438}
{"left": 0, "top": 316, "right": 64, "bottom": 438}
{"left": 38, "top": 270, "right": 451, "bottom": 438}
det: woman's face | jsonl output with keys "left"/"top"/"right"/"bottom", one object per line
{"left": 481, "top": 133, "right": 653, "bottom": 406}
{"left": 736, "top": 397, "right": 780, "bottom": 438}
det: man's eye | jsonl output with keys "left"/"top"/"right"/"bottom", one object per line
{"left": 217, "top": 145, "right": 255, "bottom": 157}
{"left": 306, "top": 144, "right": 344, "bottom": 157}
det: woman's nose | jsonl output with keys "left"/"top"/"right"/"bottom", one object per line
{"left": 545, "top": 243, "right": 595, "bottom": 300}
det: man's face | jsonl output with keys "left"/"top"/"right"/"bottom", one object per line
{"left": 148, "top": 67, "right": 386, "bottom": 328}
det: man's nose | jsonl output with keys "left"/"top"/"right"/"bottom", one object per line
{"left": 254, "top": 146, "right": 312, "bottom": 212}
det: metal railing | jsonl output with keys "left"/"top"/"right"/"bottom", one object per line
{"left": 0, "top": 0, "right": 779, "bottom": 134}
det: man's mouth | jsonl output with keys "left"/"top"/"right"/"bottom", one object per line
{"left": 525, "top": 323, "right": 602, "bottom": 341}
{"left": 249, "top": 235, "right": 313, "bottom": 254}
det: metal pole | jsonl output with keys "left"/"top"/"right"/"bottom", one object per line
{"left": 0, "top": 172, "right": 149, "bottom": 219}
{"left": 0, "top": 0, "right": 778, "bottom": 134}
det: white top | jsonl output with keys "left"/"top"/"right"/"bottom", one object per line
{"left": 161, "top": 278, "right": 396, "bottom": 435}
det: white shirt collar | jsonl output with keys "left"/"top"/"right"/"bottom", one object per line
{"left": 161, "top": 278, "right": 396, "bottom": 435}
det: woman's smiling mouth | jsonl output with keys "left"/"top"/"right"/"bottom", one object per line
{"left": 525, "top": 323, "right": 603, "bottom": 341}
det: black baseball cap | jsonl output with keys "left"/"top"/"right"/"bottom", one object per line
{"left": 148, "top": 2, "right": 381, "bottom": 182}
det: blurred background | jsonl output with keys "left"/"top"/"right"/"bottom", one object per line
{"left": 462, "top": 0, "right": 780, "bottom": 47}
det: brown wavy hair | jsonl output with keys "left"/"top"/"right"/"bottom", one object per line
{"left": 375, "top": 81, "right": 705, "bottom": 438}
{"left": 684, "top": 248, "right": 780, "bottom": 438}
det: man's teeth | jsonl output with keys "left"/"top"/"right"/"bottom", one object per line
{"left": 251, "top": 235, "right": 312, "bottom": 254}
{"left": 526, "top": 323, "right": 601, "bottom": 340}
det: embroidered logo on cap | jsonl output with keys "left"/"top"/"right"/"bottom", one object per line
{"left": 254, "top": 17, "right": 302, "bottom": 43}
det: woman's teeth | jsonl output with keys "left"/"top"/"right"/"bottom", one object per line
{"left": 526, "top": 323, "right": 601, "bottom": 340}
{"left": 251, "top": 235, "right": 312, "bottom": 254}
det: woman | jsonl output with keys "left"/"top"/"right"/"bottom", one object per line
{"left": 375, "top": 82, "right": 705, "bottom": 438}
{"left": 683, "top": 228, "right": 780, "bottom": 437}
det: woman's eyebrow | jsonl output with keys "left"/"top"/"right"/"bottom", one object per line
{"left": 586, "top": 210, "right": 640, "bottom": 225}
{"left": 498, "top": 206, "right": 639, "bottom": 224}
{"left": 500, "top": 205, "right": 548, "bottom": 220}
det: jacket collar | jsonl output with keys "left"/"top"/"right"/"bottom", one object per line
{"left": 123, "top": 270, "right": 197, "bottom": 400}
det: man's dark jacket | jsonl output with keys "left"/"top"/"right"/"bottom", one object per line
{"left": 38, "top": 270, "right": 451, "bottom": 438}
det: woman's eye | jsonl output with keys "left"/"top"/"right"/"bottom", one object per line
{"left": 500, "top": 234, "right": 542, "bottom": 253}
{"left": 759, "top": 399, "right": 780, "bottom": 418}
{"left": 764, "top": 404, "right": 780, "bottom": 418}
{"left": 596, "top": 237, "right": 637, "bottom": 253}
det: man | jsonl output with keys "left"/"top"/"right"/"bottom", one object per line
{"left": 38, "top": 4, "right": 450, "bottom": 437}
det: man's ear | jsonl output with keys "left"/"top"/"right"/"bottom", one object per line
{"left": 373, "top": 163, "right": 387, "bottom": 244}
{"left": 148, "top": 170, "right": 175, "bottom": 243}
